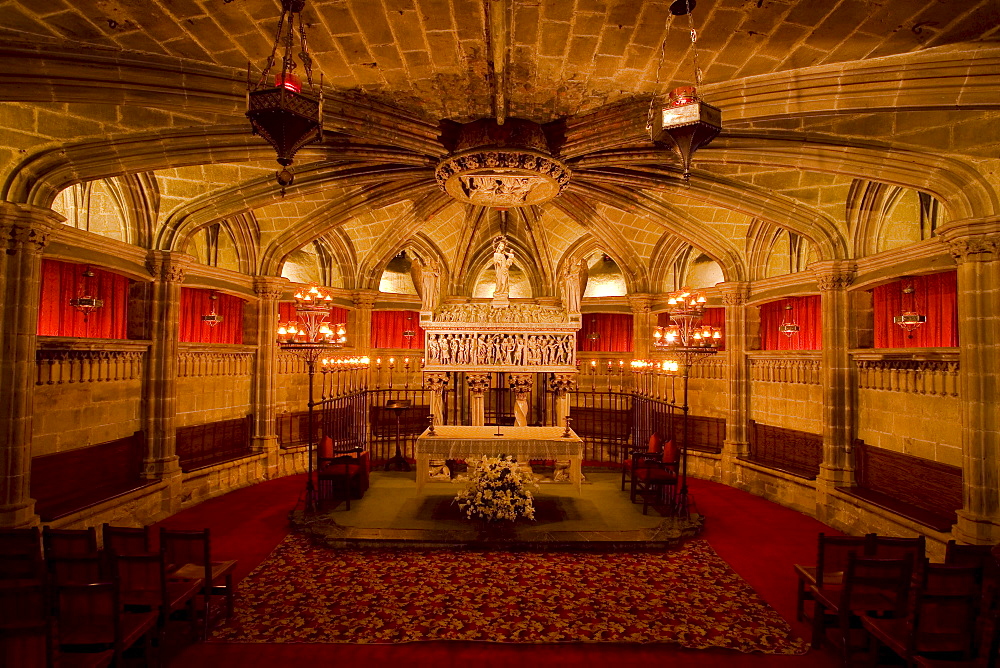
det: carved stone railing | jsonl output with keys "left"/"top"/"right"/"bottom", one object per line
{"left": 35, "top": 338, "right": 148, "bottom": 385}
{"left": 276, "top": 351, "right": 310, "bottom": 375}
{"left": 177, "top": 344, "right": 255, "bottom": 378}
{"left": 689, "top": 355, "right": 726, "bottom": 380}
{"left": 853, "top": 351, "right": 959, "bottom": 397}
{"left": 747, "top": 351, "right": 821, "bottom": 385}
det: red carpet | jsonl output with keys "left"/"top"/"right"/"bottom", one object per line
{"left": 166, "top": 474, "right": 842, "bottom": 667}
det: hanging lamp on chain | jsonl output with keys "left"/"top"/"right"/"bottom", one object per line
{"left": 246, "top": 0, "right": 323, "bottom": 190}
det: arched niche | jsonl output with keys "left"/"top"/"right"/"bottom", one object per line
{"left": 583, "top": 252, "right": 627, "bottom": 298}
{"left": 471, "top": 262, "right": 532, "bottom": 298}
{"left": 51, "top": 180, "right": 127, "bottom": 242}
{"left": 379, "top": 250, "right": 418, "bottom": 295}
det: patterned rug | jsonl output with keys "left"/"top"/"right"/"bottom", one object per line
{"left": 211, "top": 534, "right": 807, "bottom": 653}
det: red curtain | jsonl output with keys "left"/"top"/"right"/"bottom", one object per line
{"left": 873, "top": 271, "right": 958, "bottom": 348}
{"left": 371, "top": 310, "right": 425, "bottom": 349}
{"left": 657, "top": 307, "right": 726, "bottom": 351}
{"left": 37, "top": 259, "right": 130, "bottom": 339}
{"left": 578, "top": 313, "right": 633, "bottom": 352}
{"left": 180, "top": 288, "right": 245, "bottom": 344}
{"left": 278, "top": 303, "right": 349, "bottom": 326}
{"left": 759, "top": 296, "right": 822, "bottom": 351}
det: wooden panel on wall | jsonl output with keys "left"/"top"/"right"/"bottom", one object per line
{"left": 744, "top": 420, "right": 822, "bottom": 479}
{"left": 175, "top": 415, "right": 252, "bottom": 472}
{"left": 31, "top": 432, "right": 148, "bottom": 521}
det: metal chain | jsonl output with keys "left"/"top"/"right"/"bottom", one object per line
{"left": 685, "top": 0, "right": 702, "bottom": 88}
{"left": 297, "top": 11, "right": 315, "bottom": 88}
{"left": 256, "top": 10, "right": 286, "bottom": 88}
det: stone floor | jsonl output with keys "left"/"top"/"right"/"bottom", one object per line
{"left": 292, "top": 469, "right": 702, "bottom": 550}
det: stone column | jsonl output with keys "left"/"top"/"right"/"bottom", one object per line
{"left": 252, "top": 277, "right": 285, "bottom": 477}
{"left": 813, "top": 262, "right": 857, "bottom": 504}
{"left": 628, "top": 293, "right": 653, "bottom": 360}
{"left": 0, "top": 204, "right": 59, "bottom": 528}
{"left": 351, "top": 290, "right": 378, "bottom": 355}
{"left": 548, "top": 372, "right": 576, "bottom": 428}
{"left": 143, "top": 251, "right": 191, "bottom": 516}
{"left": 718, "top": 282, "right": 750, "bottom": 486}
{"left": 509, "top": 373, "right": 533, "bottom": 427}
{"left": 467, "top": 372, "right": 491, "bottom": 426}
{"left": 940, "top": 220, "right": 1000, "bottom": 544}
{"left": 424, "top": 371, "right": 449, "bottom": 425}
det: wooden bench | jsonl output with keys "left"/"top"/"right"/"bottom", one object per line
{"left": 176, "top": 415, "right": 252, "bottom": 471}
{"left": 739, "top": 420, "right": 822, "bottom": 479}
{"left": 838, "top": 441, "right": 961, "bottom": 532}
{"left": 31, "top": 432, "right": 151, "bottom": 521}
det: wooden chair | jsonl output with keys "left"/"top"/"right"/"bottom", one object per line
{"left": 48, "top": 555, "right": 105, "bottom": 588}
{"left": 43, "top": 527, "right": 99, "bottom": 560}
{"left": 317, "top": 437, "right": 368, "bottom": 510}
{"left": 914, "top": 604, "right": 1000, "bottom": 668}
{"left": 864, "top": 562, "right": 983, "bottom": 666}
{"left": 621, "top": 432, "right": 664, "bottom": 492}
{"left": 794, "top": 533, "right": 874, "bottom": 622}
{"left": 160, "top": 528, "right": 238, "bottom": 632}
{"left": 112, "top": 553, "right": 203, "bottom": 641}
{"left": 811, "top": 553, "right": 915, "bottom": 664}
{"left": 102, "top": 524, "right": 155, "bottom": 557}
{"left": 629, "top": 439, "right": 680, "bottom": 516}
{"left": 0, "top": 527, "right": 45, "bottom": 582}
{"left": 56, "top": 582, "right": 158, "bottom": 668}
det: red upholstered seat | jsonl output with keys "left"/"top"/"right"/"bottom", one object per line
{"left": 628, "top": 440, "right": 680, "bottom": 516}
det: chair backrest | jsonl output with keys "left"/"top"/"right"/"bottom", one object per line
{"left": 42, "top": 527, "right": 99, "bottom": 560}
{"left": 870, "top": 534, "right": 926, "bottom": 562}
{"left": 945, "top": 540, "right": 996, "bottom": 569}
{"left": 102, "top": 524, "right": 154, "bottom": 557}
{"left": 841, "top": 553, "right": 914, "bottom": 618}
{"left": 815, "top": 533, "right": 873, "bottom": 584}
{"left": 56, "top": 582, "right": 118, "bottom": 646}
{"left": 112, "top": 553, "right": 165, "bottom": 611}
{"left": 0, "top": 528, "right": 42, "bottom": 558}
{"left": 161, "top": 528, "right": 211, "bottom": 571}
{"left": 0, "top": 623, "right": 51, "bottom": 668}
{"left": 0, "top": 581, "right": 48, "bottom": 628}
{"left": 49, "top": 555, "right": 104, "bottom": 587}
{"left": 909, "top": 563, "right": 983, "bottom": 657}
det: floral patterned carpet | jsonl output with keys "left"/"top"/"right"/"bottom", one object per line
{"left": 210, "top": 534, "right": 807, "bottom": 653}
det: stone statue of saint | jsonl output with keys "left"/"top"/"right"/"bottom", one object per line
{"left": 492, "top": 237, "right": 515, "bottom": 300}
{"left": 420, "top": 258, "right": 441, "bottom": 312}
{"left": 561, "top": 257, "right": 584, "bottom": 314}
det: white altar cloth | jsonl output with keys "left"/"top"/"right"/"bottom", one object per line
{"left": 414, "top": 425, "right": 584, "bottom": 493}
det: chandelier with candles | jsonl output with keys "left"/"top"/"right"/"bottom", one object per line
{"left": 893, "top": 282, "right": 927, "bottom": 338}
{"left": 277, "top": 284, "right": 346, "bottom": 352}
{"left": 69, "top": 266, "right": 104, "bottom": 321}
{"left": 652, "top": 287, "right": 722, "bottom": 359}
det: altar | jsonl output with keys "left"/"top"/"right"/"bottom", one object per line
{"left": 414, "top": 425, "right": 584, "bottom": 493}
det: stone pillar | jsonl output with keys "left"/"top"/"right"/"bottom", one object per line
{"left": 509, "top": 373, "right": 533, "bottom": 427}
{"left": 718, "top": 282, "right": 750, "bottom": 486}
{"left": 0, "top": 204, "right": 59, "bottom": 528}
{"left": 252, "top": 277, "right": 285, "bottom": 477}
{"left": 424, "top": 371, "right": 449, "bottom": 425}
{"left": 467, "top": 372, "right": 491, "bottom": 426}
{"left": 352, "top": 290, "right": 378, "bottom": 356}
{"left": 813, "top": 262, "right": 857, "bottom": 501}
{"left": 143, "top": 251, "right": 191, "bottom": 515}
{"left": 940, "top": 220, "right": 1000, "bottom": 544}
{"left": 548, "top": 373, "right": 576, "bottom": 428}
{"left": 628, "top": 293, "right": 653, "bottom": 360}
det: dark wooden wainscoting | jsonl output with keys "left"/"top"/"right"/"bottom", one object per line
{"left": 742, "top": 421, "right": 822, "bottom": 479}
{"left": 176, "top": 415, "right": 252, "bottom": 472}
{"left": 839, "top": 441, "right": 962, "bottom": 532}
{"left": 31, "top": 432, "right": 150, "bottom": 521}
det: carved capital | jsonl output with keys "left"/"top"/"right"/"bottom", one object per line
{"left": 466, "top": 372, "right": 492, "bottom": 394}
{"left": 548, "top": 372, "right": 577, "bottom": 394}
{"left": 815, "top": 272, "right": 854, "bottom": 291}
{"left": 145, "top": 251, "right": 191, "bottom": 283}
{"left": 508, "top": 372, "right": 533, "bottom": 396}
{"left": 718, "top": 282, "right": 750, "bottom": 306}
{"left": 0, "top": 203, "right": 60, "bottom": 256}
{"left": 424, "top": 371, "right": 450, "bottom": 392}
{"left": 627, "top": 293, "right": 652, "bottom": 314}
{"left": 352, "top": 290, "right": 379, "bottom": 309}
{"left": 947, "top": 234, "right": 1000, "bottom": 264}
{"left": 254, "top": 276, "right": 286, "bottom": 301}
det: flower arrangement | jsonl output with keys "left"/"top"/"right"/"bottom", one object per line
{"left": 455, "top": 456, "right": 537, "bottom": 523}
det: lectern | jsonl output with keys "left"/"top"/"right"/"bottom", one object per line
{"left": 384, "top": 400, "right": 412, "bottom": 472}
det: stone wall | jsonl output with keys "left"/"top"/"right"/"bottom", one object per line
{"left": 175, "top": 347, "right": 254, "bottom": 427}
{"left": 747, "top": 353, "right": 823, "bottom": 433}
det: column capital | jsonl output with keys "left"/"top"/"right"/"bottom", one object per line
{"left": 937, "top": 219, "right": 1000, "bottom": 264}
{"left": 508, "top": 372, "right": 533, "bottom": 396}
{"left": 254, "top": 276, "right": 287, "bottom": 301}
{"left": 0, "top": 203, "right": 61, "bottom": 255}
{"left": 466, "top": 372, "right": 491, "bottom": 394}
{"left": 717, "top": 281, "right": 750, "bottom": 306}
{"left": 627, "top": 293, "right": 652, "bottom": 313}
{"left": 810, "top": 261, "right": 856, "bottom": 291}
{"left": 352, "top": 289, "right": 379, "bottom": 309}
{"left": 423, "top": 371, "right": 450, "bottom": 391}
{"left": 548, "top": 372, "right": 577, "bottom": 394}
{"left": 145, "top": 250, "right": 193, "bottom": 284}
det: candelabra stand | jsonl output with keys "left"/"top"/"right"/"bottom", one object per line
{"left": 280, "top": 342, "right": 332, "bottom": 514}
{"left": 384, "top": 399, "right": 412, "bottom": 472}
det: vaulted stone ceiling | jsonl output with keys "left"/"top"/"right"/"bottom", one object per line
{"left": 0, "top": 0, "right": 998, "bottom": 296}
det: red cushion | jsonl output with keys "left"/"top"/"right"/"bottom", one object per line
{"left": 319, "top": 463, "right": 361, "bottom": 477}
{"left": 319, "top": 436, "right": 334, "bottom": 460}
{"left": 662, "top": 439, "right": 679, "bottom": 465}
{"left": 635, "top": 468, "right": 676, "bottom": 482}
{"left": 648, "top": 433, "right": 663, "bottom": 454}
